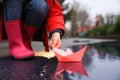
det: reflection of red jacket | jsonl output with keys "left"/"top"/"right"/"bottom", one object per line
{"left": 0, "top": 0, "right": 65, "bottom": 50}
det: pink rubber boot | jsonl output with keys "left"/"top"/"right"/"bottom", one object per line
{"left": 4, "top": 20, "right": 34, "bottom": 60}
{"left": 21, "top": 24, "right": 39, "bottom": 50}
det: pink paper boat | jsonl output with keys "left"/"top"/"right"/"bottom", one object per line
{"left": 53, "top": 46, "right": 87, "bottom": 62}
{"left": 54, "top": 62, "right": 88, "bottom": 77}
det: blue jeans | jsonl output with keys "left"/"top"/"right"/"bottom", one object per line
{"left": 3, "top": 0, "right": 49, "bottom": 27}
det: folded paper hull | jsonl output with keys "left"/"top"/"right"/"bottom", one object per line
{"left": 54, "top": 46, "right": 88, "bottom": 62}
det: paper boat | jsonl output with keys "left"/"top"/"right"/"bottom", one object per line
{"left": 53, "top": 46, "right": 87, "bottom": 62}
{"left": 54, "top": 62, "right": 88, "bottom": 77}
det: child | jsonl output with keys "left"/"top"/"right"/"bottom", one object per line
{"left": 2, "top": 0, "right": 65, "bottom": 60}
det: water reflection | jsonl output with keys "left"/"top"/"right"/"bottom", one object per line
{"left": 68, "top": 42, "right": 120, "bottom": 80}
{"left": 54, "top": 62, "right": 88, "bottom": 80}
{"left": 55, "top": 62, "right": 88, "bottom": 75}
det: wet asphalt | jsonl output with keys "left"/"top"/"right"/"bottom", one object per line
{"left": 0, "top": 38, "right": 116, "bottom": 80}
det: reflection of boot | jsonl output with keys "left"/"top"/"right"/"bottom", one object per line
{"left": 21, "top": 24, "right": 38, "bottom": 50}
{"left": 4, "top": 20, "right": 34, "bottom": 59}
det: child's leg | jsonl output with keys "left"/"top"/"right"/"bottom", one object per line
{"left": 21, "top": 0, "right": 49, "bottom": 49}
{"left": 3, "top": 0, "right": 34, "bottom": 59}
{"left": 3, "top": 0, "right": 23, "bottom": 21}
{"left": 22, "top": 0, "right": 49, "bottom": 27}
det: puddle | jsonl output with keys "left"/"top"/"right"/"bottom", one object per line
{"left": 68, "top": 41, "right": 120, "bottom": 80}
{"left": 0, "top": 41, "right": 120, "bottom": 80}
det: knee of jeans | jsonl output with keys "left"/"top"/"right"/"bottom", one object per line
{"left": 33, "top": 2, "right": 49, "bottom": 17}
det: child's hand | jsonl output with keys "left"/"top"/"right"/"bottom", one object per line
{"left": 49, "top": 32, "right": 61, "bottom": 48}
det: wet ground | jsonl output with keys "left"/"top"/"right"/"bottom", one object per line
{"left": 0, "top": 38, "right": 120, "bottom": 80}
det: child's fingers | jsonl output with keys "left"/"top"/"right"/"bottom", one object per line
{"left": 52, "top": 39, "right": 61, "bottom": 48}
{"left": 55, "top": 41, "right": 61, "bottom": 48}
{"left": 48, "top": 40, "right": 53, "bottom": 48}
{"left": 52, "top": 39, "right": 57, "bottom": 48}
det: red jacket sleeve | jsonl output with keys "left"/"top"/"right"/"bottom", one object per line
{"left": 45, "top": 0, "right": 65, "bottom": 33}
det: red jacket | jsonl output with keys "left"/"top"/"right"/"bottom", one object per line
{"left": 0, "top": 0, "right": 65, "bottom": 51}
